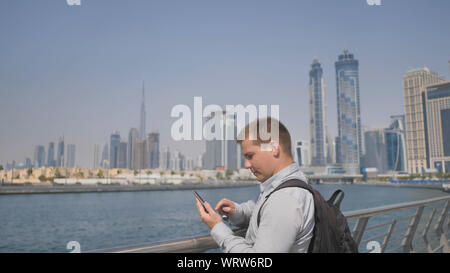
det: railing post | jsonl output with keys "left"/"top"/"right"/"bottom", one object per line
{"left": 352, "top": 217, "right": 370, "bottom": 248}
{"left": 402, "top": 206, "right": 424, "bottom": 253}
{"left": 422, "top": 208, "right": 436, "bottom": 253}
{"left": 381, "top": 219, "right": 397, "bottom": 253}
{"left": 434, "top": 200, "right": 449, "bottom": 253}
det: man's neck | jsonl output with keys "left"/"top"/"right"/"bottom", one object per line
{"left": 272, "top": 158, "right": 294, "bottom": 176}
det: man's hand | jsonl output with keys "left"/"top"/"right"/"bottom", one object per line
{"left": 195, "top": 198, "right": 223, "bottom": 230}
{"left": 215, "top": 198, "right": 236, "bottom": 216}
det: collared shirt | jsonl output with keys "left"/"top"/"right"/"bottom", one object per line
{"left": 210, "top": 163, "right": 315, "bottom": 253}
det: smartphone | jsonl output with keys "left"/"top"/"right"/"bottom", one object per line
{"left": 194, "top": 191, "right": 208, "bottom": 213}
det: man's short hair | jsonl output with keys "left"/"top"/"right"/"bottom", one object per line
{"left": 237, "top": 117, "right": 292, "bottom": 158}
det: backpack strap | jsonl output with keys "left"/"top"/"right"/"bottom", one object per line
{"left": 256, "top": 179, "right": 312, "bottom": 227}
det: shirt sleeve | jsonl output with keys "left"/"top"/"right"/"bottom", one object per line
{"left": 227, "top": 199, "right": 255, "bottom": 227}
{"left": 211, "top": 190, "right": 306, "bottom": 253}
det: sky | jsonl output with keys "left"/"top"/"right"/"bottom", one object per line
{"left": 0, "top": 0, "right": 449, "bottom": 168}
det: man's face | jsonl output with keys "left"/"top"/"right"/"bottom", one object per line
{"left": 241, "top": 139, "right": 275, "bottom": 182}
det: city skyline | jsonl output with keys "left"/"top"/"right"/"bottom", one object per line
{"left": 1, "top": 0, "right": 449, "bottom": 168}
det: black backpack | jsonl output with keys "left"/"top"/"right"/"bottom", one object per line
{"left": 257, "top": 179, "right": 359, "bottom": 253}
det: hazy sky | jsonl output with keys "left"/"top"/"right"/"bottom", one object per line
{"left": 1, "top": 0, "right": 449, "bottom": 167}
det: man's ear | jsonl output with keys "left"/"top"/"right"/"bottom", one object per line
{"left": 271, "top": 142, "right": 280, "bottom": 157}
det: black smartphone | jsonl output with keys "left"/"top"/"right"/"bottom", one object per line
{"left": 194, "top": 191, "right": 208, "bottom": 213}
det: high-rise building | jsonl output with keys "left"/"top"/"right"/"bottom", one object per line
{"left": 160, "top": 146, "right": 171, "bottom": 170}
{"left": 110, "top": 132, "right": 121, "bottom": 169}
{"left": 134, "top": 139, "right": 147, "bottom": 170}
{"left": 101, "top": 143, "right": 109, "bottom": 168}
{"left": 47, "top": 142, "right": 55, "bottom": 167}
{"left": 422, "top": 82, "right": 450, "bottom": 173}
{"left": 128, "top": 128, "right": 139, "bottom": 170}
{"left": 147, "top": 132, "right": 160, "bottom": 169}
{"left": 93, "top": 144, "right": 101, "bottom": 169}
{"left": 117, "top": 141, "right": 127, "bottom": 169}
{"left": 403, "top": 67, "right": 445, "bottom": 173}
{"left": 309, "top": 59, "right": 327, "bottom": 166}
{"left": 385, "top": 115, "right": 407, "bottom": 172}
{"left": 140, "top": 81, "right": 146, "bottom": 140}
{"left": 66, "top": 144, "right": 76, "bottom": 168}
{"left": 363, "top": 129, "right": 386, "bottom": 173}
{"left": 335, "top": 50, "right": 363, "bottom": 174}
{"left": 204, "top": 111, "right": 239, "bottom": 171}
{"left": 33, "top": 145, "right": 46, "bottom": 168}
{"left": 56, "top": 136, "right": 65, "bottom": 167}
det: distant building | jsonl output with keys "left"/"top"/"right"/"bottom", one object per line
{"left": 335, "top": 50, "right": 363, "bottom": 174}
{"left": 110, "top": 132, "right": 121, "bottom": 169}
{"left": 47, "top": 142, "right": 56, "bottom": 167}
{"left": 56, "top": 137, "right": 65, "bottom": 167}
{"left": 422, "top": 81, "right": 450, "bottom": 173}
{"left": 66, "top": 144, "right": 76, "bottom": 168}
{"left": 204, "top": 111, "right": 239, "bottom": 171}
{"left": 117, "top": 141, "right": 127, "bottom": 169}
{"left": 363, "top": 129, "right": 386, "bottom": 173}
{"left": 309, "top": 59, "right": 327, "bottom": 166}
{"left": 101, "top": 143, "right": 109, "bottom": 168}
{"left": 128, "top": 128, "right": 139, "bottom": 170}
{"left": 403, "top": 67, "right": 445, "bottom": 173}
{"left": 385, "top": 115, "right": 407, "bottom": 172}
{"left": 160, "top": 146, "right": 171, "bottom": 170}
{"left": 93, "top": 144, "right": 101, "bottom": 169}
{"left": 147, "top": 132, "right": 160, "bottom": 169}
{"left": 33, "top": 145, "right": 46, "bottom": 168}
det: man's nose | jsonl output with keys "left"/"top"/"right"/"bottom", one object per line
{"left": 244, "top": 159, "right": 252, "bottom": 169}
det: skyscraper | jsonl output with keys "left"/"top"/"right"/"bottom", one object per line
{"left": 56, "top": 136, "right": 65, "bottom": 167}
{"left": 309, "top": 59, "right": 327, "bottom": 166}
{"left": 140, "top": 81, "right": 146, "bottom": 140}
{"left": 363, "top": 129, "right": 386, "bottom": 173}
{"left": 117, "top": 141, "right": 128, "bottom": 169}
{"left": 66, "top": 144, "right": 76, "bottom": 168}
{"left": 385, "top": 115, "right": 407, "bottom": 172}
{"left": 422, "top": 81, "right": 450, "bottom": 173}
{"left": 128, "top": 128, "right": 139, "bottom": 169}
{"left": 93, "top": 144, "right": 101, "bottom": 169}
{"left": 33, "top": 145, "right": 45, "bottom": 168}
{"left": 335, "top": 50, "right": 362, "bottom": 174}
{"left": 47, "top": 142, "right": 55, "bottom": 167}
{"left": 110, "top": 132, "right": 121, "bottom": 169}
{"left": 204, "top": 111, "right": 239, "bottom": 171}
{"left": 101, "top": 143, "right": 109, "bottom": 168}
{"left": 402, "top": 67, "right": 445, "bottom": 173}
{"left": 147, "top": 132, "right": 160, "bottom": 169}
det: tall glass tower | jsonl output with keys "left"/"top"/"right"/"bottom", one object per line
{"left": 335, "top": 50, "right": 362, "bottom": 174}
{"left": 309, "top": 59, "right": 327, "bottom": 166}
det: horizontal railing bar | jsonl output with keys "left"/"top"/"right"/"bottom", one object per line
{"left": 344, "top": 196, "right": 450, "bottom": 221}
{"left": 90, "top": 196, "right": 450, "bottom": 253}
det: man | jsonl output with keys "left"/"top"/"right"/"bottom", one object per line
{"left": 195, "top": 117, "right": 315, "bottom": 252}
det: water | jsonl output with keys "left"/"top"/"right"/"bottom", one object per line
{"left": 0, "top": 184, "right": 448, "bottom": 253}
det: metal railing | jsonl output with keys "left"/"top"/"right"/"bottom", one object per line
{"left": 92, "top": 195, "right": 450, "bottom": 253}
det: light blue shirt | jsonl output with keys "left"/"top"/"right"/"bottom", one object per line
{"left": 210, "top": 163, "right": 315, "bottom": 253}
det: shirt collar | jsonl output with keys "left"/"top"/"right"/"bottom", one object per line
{"left": 259, "top": 163, "right": 299, "bottom": 195}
